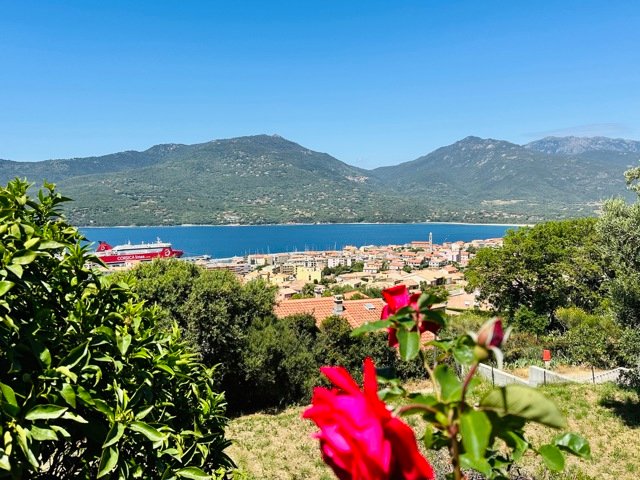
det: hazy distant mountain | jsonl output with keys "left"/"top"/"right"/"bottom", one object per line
{"left": 526, "top": 136, "right": 640, "bottom": 155}
{"left": 0, "top": 134, "right": 638, "bottom": 226}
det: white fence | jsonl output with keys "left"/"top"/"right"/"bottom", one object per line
{"left": 475, "top": 364, "right": 631, "bottom": 387}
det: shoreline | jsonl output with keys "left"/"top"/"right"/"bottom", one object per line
{"left": 79, "top": 221, "right": 531, "bottom": 229}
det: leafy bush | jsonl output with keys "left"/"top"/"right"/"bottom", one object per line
{"left": 512, "top": 307, "right": 549, "bottom": 336}
{"left": 313, "top": 316, "right": 425, "bottom": 384}
{"left": 0, "top": 180, "right": 233, "bottom": 478}
{"left": 120, "top": 261, "right": 277, "bottom": 411}
{"left": 242, "top": 314, "right": 319, "bottom": 410}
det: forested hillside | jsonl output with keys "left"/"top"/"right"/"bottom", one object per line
{"left": 0, "top": 134, "right": 637, "bottom": 225}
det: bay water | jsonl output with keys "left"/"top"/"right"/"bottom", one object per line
{"left": 80, "top": 223, "right": 517, "bottom": 259}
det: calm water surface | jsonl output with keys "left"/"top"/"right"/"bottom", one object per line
{"left": 80, "top": 223, "right": 517, "bottom": 259}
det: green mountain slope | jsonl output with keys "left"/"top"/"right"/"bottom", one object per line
{"left": 371, "top": 136, "right": 637, "bottom": 222}
{"left": 0, "top": 134, "right": 637, "bottom": 226}
{"left": 38, "top": 135, "right": 417, "bottom": 225}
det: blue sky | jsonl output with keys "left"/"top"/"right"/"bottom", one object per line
{"left": 1, "top": 1, "right": 638, "bottom": 168}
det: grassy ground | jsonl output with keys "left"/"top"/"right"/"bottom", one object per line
{"left": 226, "top": 382, "right": 639, "bottom": 480}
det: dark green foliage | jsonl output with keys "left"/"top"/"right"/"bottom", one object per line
{"left": 242, "top": 314, "right": 320, "bottom": 410}
{"left": 314, "top": 316, "right": 425, "bottom": 384}
{"left": 121, "top": 260, "right": 277, "bottom": 411}
{"left": 598, "top": 196, "right": 640, "bottom": 329}
{"left": 465, "top": 218, "right": 607, "bottom": 321}
{"left": 512, "top": 307, "right": 549, "bottom": 336}
{"left": 0, "top": 179, "right": 231, "bottom": 478}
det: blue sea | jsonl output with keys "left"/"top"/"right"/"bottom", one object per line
{"left": 79, "top": 223, "right": 518, "bottom": 259}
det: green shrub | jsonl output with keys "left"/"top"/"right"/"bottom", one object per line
{"left": 314, "top": 316, "right": 425, "bottom": 384}
{"left": 242, "top": 314, "right": 319, "bottom": 410}
{"left": 0, "top": 179, "right": 232, "bottom": 478}
{"left": 121, "top": 261, "right": 277, "bottom": 411}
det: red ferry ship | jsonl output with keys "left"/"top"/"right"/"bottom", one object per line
{"left": 95, "top": 238, "right": 184, "bottom": 265}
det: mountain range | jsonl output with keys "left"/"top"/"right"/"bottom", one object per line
{"left": 0, "top": 134, "right": 638, "bottom": 226}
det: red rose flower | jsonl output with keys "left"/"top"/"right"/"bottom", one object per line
{"left": 477, "top": 317, "right": 505, "bottom": 348}
{"left": 303, "top": 358, "right": 435, "bottom": 480}
{"left": 381, "top": 285, "right": 441, "bottom": 347}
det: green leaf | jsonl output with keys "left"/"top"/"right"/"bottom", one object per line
{"left": 30, "top": 340, "right": 51, "bottom": 368}
{"left": 23, "top": 237, "right": 40, "bottom": 249}
{"left": 155, "top": 364, "right": 175, "bottom": 376}
{"left": 39, "top": 240, "right": 65, "bottom": 249}
{"left": 129, "top": 421, "right": 165, "bottom": 442}
{"left": 502, "top": 430, "right": 529, "bottom": 461}
{"left": 135, "top": 405, "right": 154, "bottom": 420}
{"left": 176, "top": 467, "right": 213, "bottom": 479}
{"left": 434, "top": 364, "right": 462, "bottom": 402}
{"left": 5, "top": 264, "right": 23, "bottom": 279}
{"left": 15, "top": 425, "right": 38, "bottom": 468}
{"left": 61, "top": 411, "right": 88, "bottom": 423}
{"left": 94, "top": 399, "right": 115, "bottom": 421}
{"left": 459, "top": 454, "right": 492, "bottom": 476}
{"left": 451, "top": 343, "right": 475, "bottom": 365}
{"left": 422, "top": 427, "right": 434, "bottom": 449}
{"left": 397, "top": 329, "right": 420, "bottom": 361}
{"left": 0, "top": 383, "right": 18, "bottom": 409}
{"left": 0, "top": 384, "right": 20, "bottom": 417}
{"left": 97, "top": 446, "right": 119, "bottom": 478}
{"left": 103, "top": 423, "right": 125, "bottom": 448}
{"left": 29, "top": 425, "right": 58, "bottom": 441}
{"left": 60, "top": 383, "right": 76, "bottom": 408}
{"left": 538, "top": 444, "right": 565, "bottom": 471}
{"left": 0, "top": 453, "right": 10, "bottom": 471}
{"left": 12, "top": 251, "right": 38, "bottom": 265}
{"left": 24, "top": 404, "right": 68, "bottom": 421}
{"left": 58, "top": 341, "right": 89, "bottom": 369}
{"left": 55, "top": 366, "right": 78, "bottom": 382}
{"left": 75, "top": 386, "right": 94, "bottom": 406}
{"left": 117, "top": 334, "right": 132, "bottom": 356}
{"left": 50, "top": 425, "right": 71, "bottom": 438}
{"left": 0, "top": 281, "right": 15, "bottom": 297}
{"left": 480, "top": 385, "right": 566, "bottom": 429}
{"left": 459, "top": 409, "right": 492, "bottom": 461}
{"left": 554, "top": 432, "right": 591, "bottom": 459}
{"left": 350, "top": 319, "right": 392, "bottom": 336}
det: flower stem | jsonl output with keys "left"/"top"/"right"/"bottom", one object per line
{"left": 448, "top": 423, "right": 463, "bottom": 480}
{"left": 460, "top": 362, "right": 478, "bottom": 404}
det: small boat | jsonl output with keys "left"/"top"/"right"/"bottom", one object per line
{"left": 95, "top": 238, "right": 184, "bottom": 265}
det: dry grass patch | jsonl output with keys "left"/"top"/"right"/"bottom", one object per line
{"left": 226, "top": 383, "right": 639, "bottom": 480}
{"left": 227, "top": 407, "right": 334, "bottom": 480}
{"left": 520, "top": 383, "right": 639, "bottom": 480}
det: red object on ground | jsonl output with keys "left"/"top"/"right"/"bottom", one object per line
{"left": 542, "top": 349, "right": 552, "bottom": 362}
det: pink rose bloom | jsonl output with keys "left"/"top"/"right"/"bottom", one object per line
{"left": 303, "top": 358, "right": 435, "bottom": 480}
{"left": 381, "top": 285, "right": 441, "bottom": 347}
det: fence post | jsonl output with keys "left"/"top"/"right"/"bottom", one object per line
{"left": 543, "top": 369, "right": 546, "bottom": 386}
{"left": 491, "top": 365, "right": 495, "bottom": 387}
{"left": 592, "top": 366, "right": 596, "bottom": 385}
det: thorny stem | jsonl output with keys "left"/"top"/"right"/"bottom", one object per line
{"left": 448, "top": 421, "right": 463, "bottom": 480}
{"left": 447, "top": 362, "right": 479, "bottom": 480}
{"left": 461, "top": 362, "right": 479, "bottom": 404}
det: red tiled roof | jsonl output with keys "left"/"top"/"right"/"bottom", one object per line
{"left": 274, "top": 297, "right": 385, "bottom": 329}
{"left": 274, "top": 295, "right": 438, "bottom": 345}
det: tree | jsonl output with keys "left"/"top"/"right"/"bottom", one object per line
{"left": 0, "top": 179, "right": 232, "bottom": 478}
{"left": 122, "top": 261, "right": 277, "bottom": 410}
{"left": 597, "top": 169, "right": 640, "bottom": 328}
{"left": 465, "top": 219, "right": 606, "bottom": 321}
{"left": 242, "top": 314, "right": 320, "bottom": 409}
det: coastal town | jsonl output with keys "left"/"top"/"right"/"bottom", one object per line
{"left": 102, "top": 235, "right": 503, "bottom": 327}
